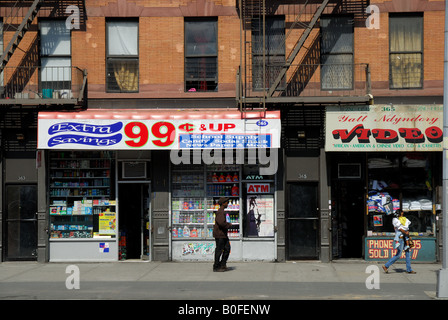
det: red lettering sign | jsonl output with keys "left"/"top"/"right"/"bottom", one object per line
{"left": 247, "top": 183, "right": 270, "bottom": 194}
{"left": 332, "top": 125, "right": 442, "bottom": 144}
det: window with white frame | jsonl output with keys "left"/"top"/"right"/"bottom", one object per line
{"left": 106, "top": 20, "right": 139, "bottom": 93}
{"left": 40, "top": 20, "right": 71, "bottom": 94}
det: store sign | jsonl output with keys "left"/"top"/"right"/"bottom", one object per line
{"left": 325, "top": 105, "right": 443, "bottom": 151}
{"left": 246, "top": 183, "right": 270, "bottom": 194}
{"left": 38, "top": 111, "right": 281, "bottom": 150}
{"left": 365, "top": 238, "right": 436, "bottom": 262}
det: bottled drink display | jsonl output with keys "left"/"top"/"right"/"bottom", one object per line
{"left": 171, "top": 164, "right": 240, "bottom": 239}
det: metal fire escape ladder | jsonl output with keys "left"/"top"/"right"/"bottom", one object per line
{"left": 0, "top": 0, "right": 45, "bottom": 74}
{"left": 267, "top": 0, "right": 330, "bottom": 97}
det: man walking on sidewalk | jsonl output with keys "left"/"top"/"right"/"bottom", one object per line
{"left": 213, "top": 197, "right": 233, "bottom": 272}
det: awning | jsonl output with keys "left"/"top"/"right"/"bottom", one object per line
{"left": 38, "top": 109, "right": 281, "bottom": 150}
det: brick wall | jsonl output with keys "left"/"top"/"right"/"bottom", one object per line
{"left": 1, "top": 0, "right": 444, "bottom": 99}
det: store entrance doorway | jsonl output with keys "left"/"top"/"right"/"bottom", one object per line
{"left": 332, "top": 180, "right": 365, "bottom": 259}
{"left": 4, "top": 184, "right": 38, "bottom": 261}
{"left": 286, "top": 183, "right": 319, "bottom": 260}
{"left": 118, "top": 183, "right": 151, "bottom": 260}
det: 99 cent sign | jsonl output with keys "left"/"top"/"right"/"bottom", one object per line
{"left": 38, "top": 110, "right": 281, "bottom": 150}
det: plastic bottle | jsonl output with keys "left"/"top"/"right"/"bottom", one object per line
{"left": 212, "top": 172, "right": 218, "bottom": 182}
{"left": 218, "top": 173, "right": 225, "bottom": 182}
{"left": 232, "top": 172, "right": 239, "bottom": 182}
{"left": 231, "top": 184, "right": 239, "bottom": 196}
{"left": 172, "top": 228, "right": 178, "bottom": 238}
{"left": 226, "top": 173, "right": 232, "bottom": 182}
{"left": 183, "top": 226, "right": 190, "bottom": 238}
{"left": 178, "top": 227, "right": 183, "bottom": 238}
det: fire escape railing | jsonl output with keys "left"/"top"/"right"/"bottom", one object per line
{"left": 0, "top": 0, "right": 87, "bottom": 107}
{"left": 236, "top": 0, "right": 372, "bottom": 111}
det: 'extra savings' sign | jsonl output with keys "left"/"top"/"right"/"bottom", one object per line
{"left": 38, "top": 117, "right": 281, "bottom": 150}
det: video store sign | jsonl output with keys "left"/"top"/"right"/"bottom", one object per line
{"left": 325, "top": 105, "right": 443, "bottom": 152}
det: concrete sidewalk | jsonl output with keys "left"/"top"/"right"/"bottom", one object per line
{"left": 0, "top": 260, "right": 444, "bottom": 300}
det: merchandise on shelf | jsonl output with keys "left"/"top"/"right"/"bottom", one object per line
{"left": 49, "top": 151, "right": 115, "bottom": 239}
{"left": 171, "top": 164, "right": 241, "bottom": 241}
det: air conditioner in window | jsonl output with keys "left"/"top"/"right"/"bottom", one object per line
{"left": 122, "top": 162, "right": 146, "bottom": 179}
{"left": 58, "top": 90, "right": 73, "bottom": 99}
{"left": 338, "top": 163, "right": 361, "bottom": 179}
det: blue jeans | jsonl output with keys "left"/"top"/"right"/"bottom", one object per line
{"left": 384, "top": 238, "right": 413, "bottom": 272}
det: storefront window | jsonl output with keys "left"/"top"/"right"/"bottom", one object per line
{"left": 170, "top": 160, "right": 277, "bottom": 254}
{"left": 367, "top": 153, "right": 436, "bottom": 237}
{"left": 241, "top": 164, "right": 275, "bottom": 238}
{"left": 171, "top": 163, "right": 241, "bottom": 240}
{"left": 49, "top": 151, "right": 116, "bottom": 239}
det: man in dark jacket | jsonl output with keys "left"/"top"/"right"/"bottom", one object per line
{"left": 213, "top": 197, "right": 232, "bottom": 272}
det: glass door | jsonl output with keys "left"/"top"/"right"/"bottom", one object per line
{"left": 286, "top": 183, "right": 319, "bottom": 260}
{"left": 4, "top": 185, "right": 38, "bottom": 260}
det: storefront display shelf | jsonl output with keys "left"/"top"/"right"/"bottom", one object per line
{"left": 366, "top": 153, "right": 436, "bottom": 241}
{"left": 171, "top": 163, "right": 242, "bottom": 245}
{"left": 49, "top": 151, "right": 116, "bottom": 241}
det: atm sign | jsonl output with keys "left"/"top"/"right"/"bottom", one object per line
{"left": 247, "top": 183, "right": 270, "bottom": 194}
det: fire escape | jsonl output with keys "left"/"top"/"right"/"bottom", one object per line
{"left": 0, "top": 0, "right": 87, "bottom": 108}
{"left": 236, "top": 0, "right": 372, "bottom": 112}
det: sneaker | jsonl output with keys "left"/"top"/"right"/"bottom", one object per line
{"left": 394, "top": 241, "right": 400, "bottom": 249}
{"left": 382, "top": 265, "right": 388, "bottom": 273}
{"left": 213, "top": 268, "right": 225, "bottom": 272}
{"left": 404, "top": 245, "right": 410, "bottom": 251}
{"left": 406, "top": 270, "right": 416, "bottom": 274}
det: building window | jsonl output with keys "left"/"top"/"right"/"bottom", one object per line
{"left": 251, "top": 16, "right": 285, "bottom": 90}
{"left": 185, "top": 19, "right": 218, "bottom": 92}
{"left": 320, "top": 16, "right": 354, "bottom": 90}
{"left": 40, "top": 20, "right": 71, "bottom": 93}
{"left": 106, "top": 20, "right": 139, "bottom": 93}
{"left": 389, "top": 14, "right": 423, "bottom": 89}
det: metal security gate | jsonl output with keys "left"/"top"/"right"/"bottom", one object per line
{"left": 4, "top": 185, "right": 38, "bottom": 260}
{"left": 286, "top": 183, "right": 319, "bottom": 260}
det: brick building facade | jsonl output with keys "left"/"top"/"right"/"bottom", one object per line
{"left": 0, "top": 0, "right": 445, "bottom": 263}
